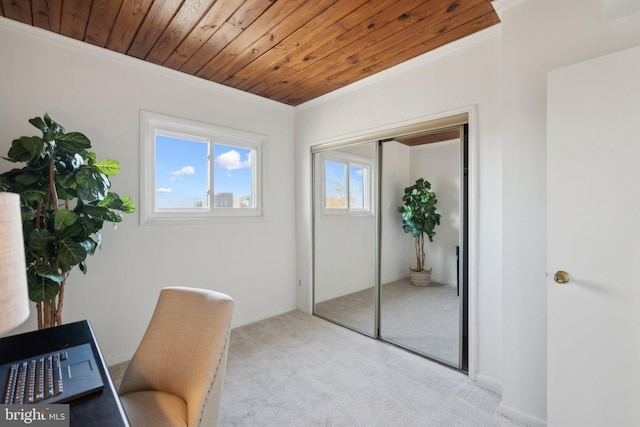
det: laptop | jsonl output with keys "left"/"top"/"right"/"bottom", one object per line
{"left": 0, "top": 343, "right": 104, "bottom": 404}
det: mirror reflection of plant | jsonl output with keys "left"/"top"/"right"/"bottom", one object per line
{"left": 397, "top": 178, "right": 441, "bottom": 272}
{"left": 0, "top": 114, "right": 136, "bottom": 329}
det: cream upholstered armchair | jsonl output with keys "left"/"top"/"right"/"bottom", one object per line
{"left": 119, "top": 287, "right": 234, "bottom": 427}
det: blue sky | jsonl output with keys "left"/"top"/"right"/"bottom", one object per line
{"left": 155, "top": 135, "right": 253, "bottom": 209}
{"left": 324, "top": 161, "right": 364, "bottom": 208}
{"left": 325, "top": 161, "right": 346, "bottom": 204}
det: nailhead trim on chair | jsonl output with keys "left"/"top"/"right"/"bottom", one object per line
{"left": 196, "top": 321, "right": 232, "bottom": 427}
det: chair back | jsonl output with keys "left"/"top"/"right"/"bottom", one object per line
{"left": 119, "top": 287, "right": 234, "bottom": 427}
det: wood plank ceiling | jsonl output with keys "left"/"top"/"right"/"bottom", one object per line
{"left": 0, "top": 0, "right": 500, "bottom": 106}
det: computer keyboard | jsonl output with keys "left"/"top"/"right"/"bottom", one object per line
{"left": 2, "top": 350, "right": 66, "bottom": 404}
{"left": 0, "top": 343, "right": 104, "bottom": 405}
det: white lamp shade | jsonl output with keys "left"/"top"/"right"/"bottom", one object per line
{"left": 0, "top": 192, "right": 30, "bottom": 334}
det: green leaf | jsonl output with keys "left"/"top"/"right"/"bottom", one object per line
{"left": 54, "top": 209, "right": 77, "bottom": 231}
{"left": 95, "top": 160, "right": 120, "bottom": 176}
{"left": 7, "top": 136, "right": 44, "bottom": 162}
{"left": 28, "top": 228, "right": 56, "bottom": 254}
{"left": 27, "top": 269, "right": 60, "bottom": 302}
{"left": 75, "top": 166, "right": 110, "bottom": 201}
{"left": 59, "top": 222, "right": 83, "bottom": 239}
{"left": 83, "top": 204, "right": 123, "bottom": 222}
{"left": 118, "top": 195, "right": 136, "bottom": 213}
{"left": 42, "top": 114, "right": 65, "bottom": 137}
{"left": 79, "top": 238, "right": 98, "bottom": 256}
{"left": 29, "top": 116, "right": 48, "bottom": 133}
{"left": 34, "top": 264, "right": 64, "bottom": 283}
{"left": 57, "top": 238, "right": 87, "bottom": 266}
{"left": 398, "top": 178, "right": 440, "bottom": 241}
{"left": 55, "top": 153, "right": 83, "bottom": 173}
{"left": 76, "top": 213, "right": 104, "bottom": 234}
{"left": 55, "top": 132, "right": 91, "bottom": 152}
{"left": 97, "top": 192, "right": 136, "bottom": 213}
{"left": 15, "top": 173, "right": 41, "bottom": 186}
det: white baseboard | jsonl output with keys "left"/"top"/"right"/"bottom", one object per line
{"left": 499, "top": 402, "right": 547, "bottom": 427}
{"left": 106, "top": 352, "right": 135, "bottom": 367}
{"left": 474, "top": 373, "right": 502, "bottom": 393}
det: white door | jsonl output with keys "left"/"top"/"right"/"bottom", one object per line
{"left": 547, "top": 45, "right": 640, "bottom": 426}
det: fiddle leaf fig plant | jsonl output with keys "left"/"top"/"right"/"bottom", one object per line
{"left": 0, "top": 114, "right": 136, "bottom": 329}
{"left": 397, "top": 178, "right": 441, "bottom": 272}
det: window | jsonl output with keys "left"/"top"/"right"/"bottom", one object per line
{"left": 318, "top": 152, "right": 372, "bottom": 214}
{"left": 141, "top": 111, "right": 264, "bottom": 225}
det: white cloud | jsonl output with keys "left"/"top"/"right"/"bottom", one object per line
{"left": 171, "top": 166, "right": 196, "bottom": 176}
{"left": 215, "top": 150, "right": 252, "bottom": 170}
{"left": 157, "top": 187, "right": 172, "bottom": 193}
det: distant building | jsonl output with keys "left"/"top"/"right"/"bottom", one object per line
{"left": 234, "top": 196, "right": 252, "bottom": 208}
{"left": 214, "top": 192, "right": 233, "bottom": 208}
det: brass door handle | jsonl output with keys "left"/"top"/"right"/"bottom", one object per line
{"left": 554, "top": 271, "right": 570, "bottom": 284}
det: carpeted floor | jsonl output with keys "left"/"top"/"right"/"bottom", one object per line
{"left": 111, "top": 311, "right": 523, "bottom": 427}
{"left": 315, "top": 278, "right": 460, "bottom": 365}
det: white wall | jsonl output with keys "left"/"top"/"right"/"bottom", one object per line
{"left": 380, "top": 141, "right": 413, "bottom": 284}
{"left": 295, "top": 29, "right": 504, "bottom": 393}
{"left": 498, "top": 0, "right": 640, "bottom": 425}
{"left": 0, "top": 18, "right": 297, "bottom": 365}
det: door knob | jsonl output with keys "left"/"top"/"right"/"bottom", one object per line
{"left": 554, "top": 271, "right": 570, "bottom": 284}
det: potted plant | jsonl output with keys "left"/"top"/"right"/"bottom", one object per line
{"left": 0, "top": 114, "right": 135, "bottom": 329}
{"left": 397, "top": 178, "right": 441, "bottom": 286}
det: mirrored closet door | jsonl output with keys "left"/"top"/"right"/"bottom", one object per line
{"left": 379, "top": 128, "right": 466, "bottom": 369}
{"left": 312, "top": 141, "right": 378, "bottom": 337}
{"left": 312, "top": 123, "right": 468, "bottom": 371}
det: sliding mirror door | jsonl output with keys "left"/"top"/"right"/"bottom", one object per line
{"left": 379, "top": 128, "right": 466, "bottom": 368}
{"left": 311, "top": 121, "right": 469, "bottom": 371}
{"left": 313, "top": 142, "right": 377, "bottom": 337}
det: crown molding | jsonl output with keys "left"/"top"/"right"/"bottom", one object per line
{"left": 0, "top": 16, "right": 293, "bottom": 112}
{"left": 491, "top": 0, "right": 531, "bottom": 20}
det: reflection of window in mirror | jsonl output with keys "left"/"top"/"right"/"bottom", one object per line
{"left": 324, "top": 161, "right": 347, "bottom": 208}
{"left": 320, "top": 153, "right": 372, "bottom": 214}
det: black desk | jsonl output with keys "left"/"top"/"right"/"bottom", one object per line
{"left": 0, "top": 320, "right": 130, "bottom": 427}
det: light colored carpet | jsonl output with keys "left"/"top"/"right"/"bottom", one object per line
{"left": 315, "top": 278, "right": 460, "bottom": 365}
{"left": 110, "top": 311, "right": 522, "bottom": 427}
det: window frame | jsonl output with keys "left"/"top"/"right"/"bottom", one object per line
{"left": 140, "top": 110, "right": 265, "bottom": 225}
{"left": 317, "top": 151, "right": 373, "bottom": 216}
